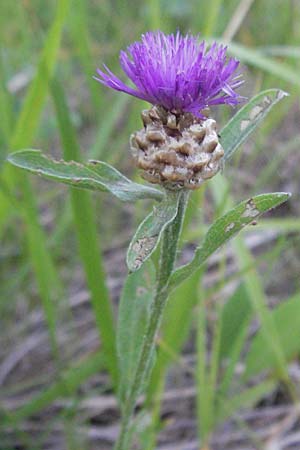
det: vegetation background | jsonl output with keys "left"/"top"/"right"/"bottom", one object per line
{"left": 1, "top": 0, "right": 300, "bottom": 449}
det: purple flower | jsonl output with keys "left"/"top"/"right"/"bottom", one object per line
{"left": 95, "top": 31, "right": 243, "bottom": 118}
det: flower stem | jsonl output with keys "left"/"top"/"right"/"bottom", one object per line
{"left": 114, "top": 189, "right": 189, "bottom": 450}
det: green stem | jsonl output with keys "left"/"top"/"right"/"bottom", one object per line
{"left": 114, "top": 189, "right": 189, "bottom": 450}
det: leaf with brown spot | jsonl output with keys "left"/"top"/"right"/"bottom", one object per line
{"left": 127, "top": 191, "right": 181, "bottom": 272}
{"left": 220, "top": 89, "right": 288, "bottom": 161}
{"left": 169, "top": 192, "right": 290, "bottom": 291}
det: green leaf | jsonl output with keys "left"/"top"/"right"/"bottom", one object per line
{"left": 169, "top": 193, "right": 290, "bottom": 290}
{"left": 220, "top": 89, "right": 288, "bottom": 161}
{"left": 211, "top": 177, "right": 292, "bottom": 386}
{"left": 147, "top": 270, "right": 201, "bottom": 400}
{"left": 244, "top": 293, "right": 300, "bottom": 380}
{"left": 219, "top": 284, "right": 252, "bottom": 359}
{"left": 7, "top": 150, "right": 163, "bottom": 202}
{"left": 3, "top": 352, "right": 104, "bottom": 425}
{"left": 225, "top": 41, "right": 300, "bottom": 88}
{"left": 215, "top": 380, "right": 276, "bottom": 425}
{"left": 126, "top": 191, "right": 180, "bottom": 272}
{"left": 50, "top": 78, "right": 118, "bottom": 388}
{"left": 259, "top": 45, "right": 300, "bottom": 59}
{"left": 10, "top": 0, "right": 71, "bottom": 152}
{"left": 0, "top": 0, "right": 71, "bottom": 360}
{"left": 117, "top": 261, "right": 156, "bottom": 405}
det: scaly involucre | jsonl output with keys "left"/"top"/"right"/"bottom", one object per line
{"left": 95, "top": 31, "right": 243, "bottom": 117}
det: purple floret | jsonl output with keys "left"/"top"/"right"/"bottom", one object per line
{"left": 94, "top": 31, "right": 244, "bottom": 117}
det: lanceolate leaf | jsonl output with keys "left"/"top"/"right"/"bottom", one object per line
{"left": 215, "top": 380, "right": 276, "bottom": 425}
{"left": 7, "top": 150, "right": 163, "bottom": 202}
{"left": 220, "top": 89, "right": 288, "bottom": 161}
{"left": 225, "top": 42, "right": 300, "bottom": 88}
{"left": 127, "top": 191, "right": 181, "bottom": 272}
{"left": 147, "top": 270, "right": 201, "bottom": 400}
{"left": 117, "top": 261, "right": 156, "bottom": 405}
{"left": 244, "top": 293, "right": 300, "bottom": 380}
{"left": 169, "top": 193, "right": 290, "bottom": 291}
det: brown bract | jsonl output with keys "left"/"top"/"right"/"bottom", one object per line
{"left": 130, "top": 106, "right": 224, "bottom": 190}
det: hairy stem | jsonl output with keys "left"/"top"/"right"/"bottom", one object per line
{"left": 114, "top": 189, "right": 189, "bottom": 450}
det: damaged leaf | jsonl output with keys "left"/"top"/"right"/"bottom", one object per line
{"left": 117, "top": 260, "right": 156, "bottom": 405}
{"left": 127, "top": 191, "right": 181, "bottom": 272}
{"left": 220, "top": 89, "right": 288, "bottom": 161}
{"left": 169, "top": 192, "right": 290, "bottom": 291}
{"left": 7, "top": 149, "right": 163, "bottom": 202}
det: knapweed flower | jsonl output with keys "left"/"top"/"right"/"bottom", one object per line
{"left": 95, "top": 31, "right": 244, "bottom": 190}
{"left": 95, "top": 31, "right": 243, "bottom": 117}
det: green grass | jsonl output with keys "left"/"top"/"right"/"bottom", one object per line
{"left": 50, "top": 78, "right": 118, "bottom": 388}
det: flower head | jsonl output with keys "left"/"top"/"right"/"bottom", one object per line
{"left": 95, "top": 31, "right": 243, "bottom": 118}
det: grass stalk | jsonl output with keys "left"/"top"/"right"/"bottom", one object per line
{"left": 1, "top": 0, "right": 71, "bottom": 360}
{"left": 211, "top": 175, "right": 293, "bottom": 390}
{"left": 203, "top": 0, "right": 223, "bottom": 37}
{"left": 51, "top": 78, "right": 118, "bottom": 388}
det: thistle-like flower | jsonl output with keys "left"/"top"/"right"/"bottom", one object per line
{"left": 95, "top": 31, "right": 243, "bottom": 189}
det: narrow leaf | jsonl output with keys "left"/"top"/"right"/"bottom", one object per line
{"left": 226, "top": 41, "right": 300, "bottom": 88}
{"left": 10, "top": 0, "right": 71, "bottom": 151}
{"left": 244, "top": 293, "right": 300, "bottom": 380}
{"left": 127, "top": 191, "right": 180, "bottom": 272}
{"left": 169, "top": 193, "right": 290, "bottom": 290}
{"left": 259, "top": 45, "right": 300, "bottom": 59}
{"left": 51, "top": 78, "right": 118, "bottom": 388}
{"left": 221, "top": 89, "right": 288, "bottom": 161}
{"left": 7, "top": 150, "right": 163, "bottom": 202}
{"left": 147, "top": 270, "right": 201, "bottom": 400}
{"left": 211, "top": 177, "right": 291, "bottom": 386}
{"left": 216, "top": 381, "right": 276, "bottom": 425}
{"left": 3, "top": 352, "right": 104, "bottom": 425}
{"left": 117, "top": 261, "right": 156, "bottom": 404}
{"left": 219, "top": 284, "right": 252, "bottom": 359}
{"left": 0, "top": 0, "right": 70, "bottom": 359}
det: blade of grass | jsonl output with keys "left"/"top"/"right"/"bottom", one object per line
{"left": 2, "top": 0, "right": 71, "bottom": 360}
{"left": 203, "top": 0, "right": 223, "bottom": 37}
{"left": 252, "top": 135, "right": 300, "bottom": 193}
{"left": 218, "top": 284, "right": 252, "bottom": 359}
{"left": 10, "top": 0, "right": 70, "bottom": 151}
{"left": 222, "top": 0, "right": 255, "bottom": 42}
{"left": 0, "top": 0, "right": 70, "bottom": 230}
{"left": 244, "top": 293, "right": 300, "bottom": 380}
{"left": 0, "top": 56, "right": 13, "bottom": 157}
{"left": 89, "top": 95, "right": 129, "bottom": 160}
{"left": 204, "top": 257, "right": 227, "bottom": 437}
{"left": 196, "top": 287, "right": 212, "bottom": 446}
{"left": 2, "top": 352, "right": 104, "bottom": 425}
{"left": 216, "top": 380, "right": 276, "bottom": 425}
{"left": 210, "top": 175, "right": 292, "bottom": 390}
{"left": 218, "top": 316, "right": 250, "bottom": 398}
{"left": 69, "top": 0, "right": 102, "bottom": 114}
{"left": 196, "top": 256, "right": 227, "bottom": 447}
{"left": 50, "top": 78, "right": 118, "bottom": 388}
{"left": 223, "top": 41, "right": 300, "bottom": 89}
{"left": 259, "top": 46, "right": 300, "bottom": 59}
{"left": 148, "top": 0, "right": 161, "bottom": 30}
